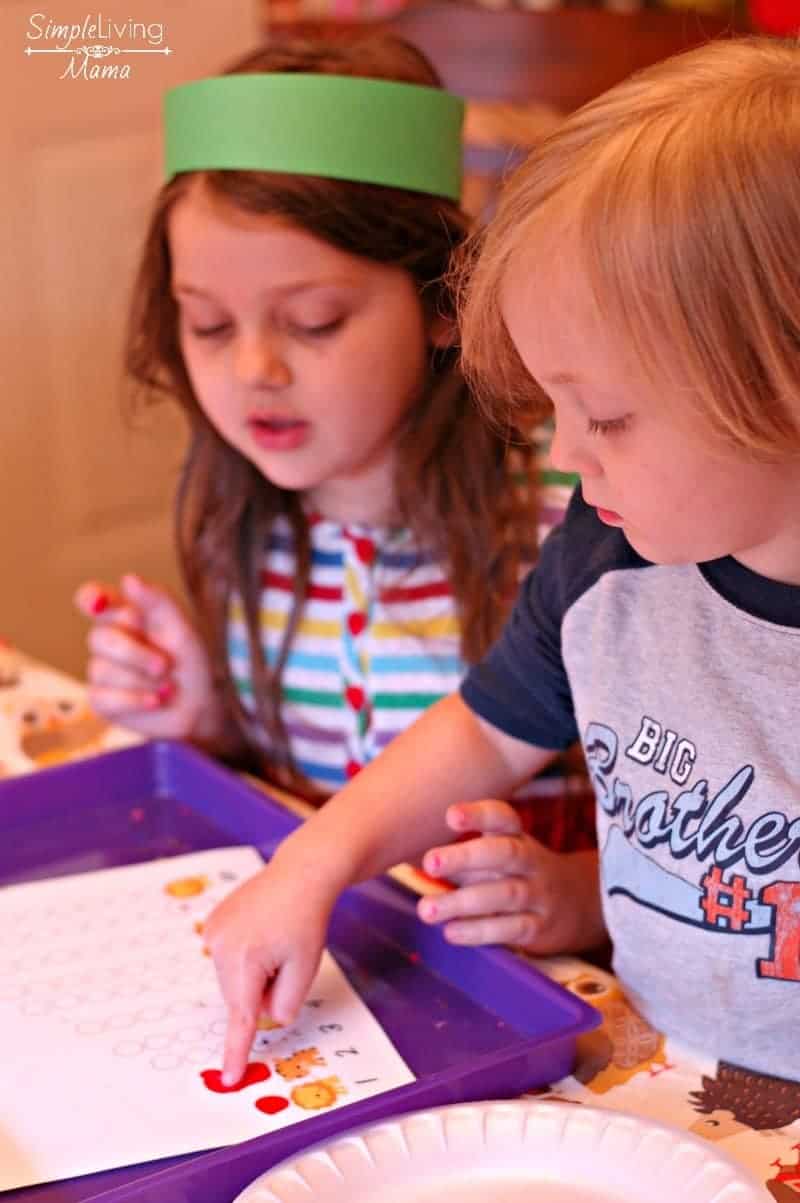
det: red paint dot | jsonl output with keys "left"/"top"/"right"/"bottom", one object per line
{"left": 346, "top": 760, "right": 362, "bottom": 779}
{"left": 200, "top": 1062, "right": 271, "bottom": 1093}
{"left": 347, "top": 612, "right": 367, "bottom": 637}
{"left": 255, "top": 1095, "right": 290, "bottom": 1115}
{"left": 346, "top": 685, "right": 365, "bottom": 711}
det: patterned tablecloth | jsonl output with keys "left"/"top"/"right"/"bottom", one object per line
{"left": 0, "top": 640, "right": 795, "bottom": 1199}
{"left": 0, "top": 641, "right": 138, "bottom": 776}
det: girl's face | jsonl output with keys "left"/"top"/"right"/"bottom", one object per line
{"left": 501, "top": 252, "right": 800, "bottom": 582}
{"left": 168, "top": 181, "right": 444, "bottom": 523}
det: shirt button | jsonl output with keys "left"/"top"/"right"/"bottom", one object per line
{"left": 347, "top": 612, "right": 367, "bottom": 637}
{"left": 354, "top": 537, "right": 375, "bottom": 566}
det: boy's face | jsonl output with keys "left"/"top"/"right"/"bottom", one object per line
{"left": 501, "top": 254, "right": 800, "bottom": 582}
{"left": 168, "top": 180, "right": 442, "bottom": 522}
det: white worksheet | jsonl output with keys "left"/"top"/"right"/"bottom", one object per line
{"left": 0, "top": 847, "right": 414, "bottom": 1191}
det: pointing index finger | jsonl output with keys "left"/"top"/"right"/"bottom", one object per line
{"left": 222, "top": 1008, "right": 259, "bottom": 1088}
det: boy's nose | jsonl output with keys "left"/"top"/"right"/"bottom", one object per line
{"left": 549, "top": 420, "right": 601, "bottom": 479}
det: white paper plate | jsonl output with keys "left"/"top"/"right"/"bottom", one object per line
{"left": 234, "top": 1099, "right": 770, "bottom": 1202}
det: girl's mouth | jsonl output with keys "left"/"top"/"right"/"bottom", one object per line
{"left": 247, "top": 416, "right": 310, "bottom": 452}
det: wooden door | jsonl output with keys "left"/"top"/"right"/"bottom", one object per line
{"left": 1, "top": 0, "right": 258, "bottom": 674}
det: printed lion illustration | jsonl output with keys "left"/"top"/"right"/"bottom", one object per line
{"left": 291, "top": 1076, "right": 346, "bottom": 1110}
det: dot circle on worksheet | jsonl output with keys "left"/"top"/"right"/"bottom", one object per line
{"left": 0, "top": 871, "right": 233, "bottom": 1072}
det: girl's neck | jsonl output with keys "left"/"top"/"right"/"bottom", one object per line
{"left": 305, "top": 459, "right": 400, "bottom": 529}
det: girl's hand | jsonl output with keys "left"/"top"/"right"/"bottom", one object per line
{"left": 74, "top": 573, "right": 221, "bottom": 742}
{"left": 203, "top": 858, "right": 334, "bottom": 1087}
{"left": 416, "top": 799, "right": 605, "bottom": 955}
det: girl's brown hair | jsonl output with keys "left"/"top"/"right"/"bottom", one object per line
{"left": 458, "top": 36, "right": 800, "bottom": 461}
{"left": 126, "top": 35, "right": 538, "bottom": 788}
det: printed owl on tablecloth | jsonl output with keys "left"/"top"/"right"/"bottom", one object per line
{"left": 3, "top": 695, "right": 109, "bottom": 767}
{"left": 559, "top": 968, "right": 672, "bottom": 1093}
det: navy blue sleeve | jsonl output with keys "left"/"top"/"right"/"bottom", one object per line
{"left": 460, "top": 488, "right": 643, "bottom": 749}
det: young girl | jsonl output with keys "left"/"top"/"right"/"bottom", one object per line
{"left": 75, "top": 37, "right": 591, "bottom": 847}
{"left": 205, "top": 36, "right": 800, "bottom": 1088}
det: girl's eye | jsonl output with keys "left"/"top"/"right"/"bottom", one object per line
{"left": 587, "top": 415, "right": 630, "bottom": 436}
{"left": 188, "top": 323, "right": 230, "bottom": 339}
{"left": 289, "top": 318, "right": 343, "bottom": 338}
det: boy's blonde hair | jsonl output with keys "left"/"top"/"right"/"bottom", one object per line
{"left": 458, "top": 37, "right": 800, "bottom": 460}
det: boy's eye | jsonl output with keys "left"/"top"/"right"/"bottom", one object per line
{"left": 587, "top": 415, "right": 630, "bottom": 436}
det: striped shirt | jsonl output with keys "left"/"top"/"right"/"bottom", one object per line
{"left": 227, "top": 458, "right": 596, "bottom": 850}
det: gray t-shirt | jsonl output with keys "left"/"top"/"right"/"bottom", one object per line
{"left": 462, "top": 488, "right": 799, "bottom": 1080}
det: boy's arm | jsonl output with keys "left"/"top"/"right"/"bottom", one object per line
{"left": 204, "top": 692, "right": 558, "bottom": 1083}
{"left": 272, "top": 692, "right": 559, "bottom": 889}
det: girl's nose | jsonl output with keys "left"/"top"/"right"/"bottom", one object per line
{"left": 235, "top": 337, "right": 292, "bottom": 390}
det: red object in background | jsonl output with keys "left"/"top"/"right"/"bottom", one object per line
{"left": 748, "top": 0, "right": 800, "bottom": 34}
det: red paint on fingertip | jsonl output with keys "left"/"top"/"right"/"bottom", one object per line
{"left": 200, "top": 1062, "right": 271, "bottom": 1093}
{"left": 90, "top": 593, "right": 109, "bottom": 615}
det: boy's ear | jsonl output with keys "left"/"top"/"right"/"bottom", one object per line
{"left": 429, "top": 312, "right": 457, "bottom": 349}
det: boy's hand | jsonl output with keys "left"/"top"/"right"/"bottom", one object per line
{"left": 74, "top": 573, "right": 220, "bottom": 741}
{"left": 203, "top": 860, "right": 333, "bottom": 1087}
{"left": 416, "top": 799, "right": 604, "bottom": 954}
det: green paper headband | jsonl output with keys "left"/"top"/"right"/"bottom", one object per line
{"left": 164, "top": 74, "right": 465, "bottom": 201}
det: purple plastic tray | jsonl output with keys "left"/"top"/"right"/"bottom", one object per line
{"left": 0, "top": 741, "right": 599, "bottom": 1203}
